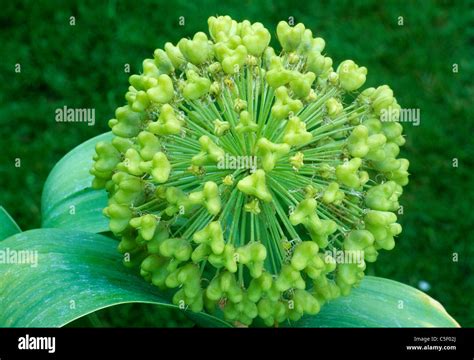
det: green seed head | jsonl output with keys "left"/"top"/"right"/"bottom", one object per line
{"left": 91, "top": 16, "right": 409, "bottom": 327}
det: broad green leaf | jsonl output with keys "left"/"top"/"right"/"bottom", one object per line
{"left": 41, "top": 189, "right": 108, "bottom": 234}
{"left": 290, "top": 276, "right": 459, "bottom": 328}
{"left": 0, "top": 228, "right": 230, "bottom": 328}
{"left": 41, "top": 133, "right": 112, "bottom": 233}
{"left": 0, "top": 207, "right": 21, "bottom": 241}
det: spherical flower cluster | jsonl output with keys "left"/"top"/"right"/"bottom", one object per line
{"left": 91, "top": 15, "right": 409, "bottom": 326}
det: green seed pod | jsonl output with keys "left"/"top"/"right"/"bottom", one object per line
{"left": 127, "top": 89, "right": 150, "bottom": 112}
{"left": 215, "top": 42, "right": 248, "bottom": 74}
{"left": 191, "top": 135, "right": 225, "bottom": 166}
{"left": 347, "top": 125, "right": 370, "bottom": 157}
{"left": 164, "top": 42, "right": 185, "bottom": 69}
{"left": 235, "top": 111, "right": 258, "bottom": 133}
{"left": 289, "top": 198, "right": 337, "bottom": 248}
{"left": 364, "top": 210, "right": 400, "bottom": 250}
{"left": 129, "top": 214, "right": 158, "bottom": 241}
{"left": 90, "top": 141, "right": 121, "bottom": 188}
{"left": 207, "top": 271, "right": 243, "bottom": 303}
{"left": 335, "top": 158, "right": 366, "bottom": 188}
{"left": 208, "top": 15, "right": 239, "bottom": 42}
{"left": 271, "top": 86, "right": 303, "bottom": 120}
{"left": 178, "top": 32, "right": 212, "bottom": 65}
{"left": 193, "top": 221, "right": 225, "bottom": 255}
{"left": 104, "top": 204, "right": 133, "bottom": 234}
{"left": 321, "top": 182, "right": 345, "bottom": 205}
{"left": 183, "top": 70, "right": 211, "bottom": 100}
{"left": 275, "top": 264, "right": 305, "bottom": 292}
{"left": 276, "top": 21, "right": 305, "bottom": 52}
{"left": 159, "top": 238, "right": 192, "bottom": 261}
{"left": 188, "top": 181, "right": 221, "bottom": 215}
{"left": 247, "top": 272, "right": 273, "bottom": 302}
{"left": 208, "top": 243, "right": 238, "bottom": 273}
{"left": 129, "top": 74, "right": 157, "bottom": 91}
{"left": 142, "top": 58, "right": 161, "bottom": 78}
{"left": 344, "top": 230, "right": 375, "bottom": 251}
{"left": 147, "top": 74, "right": 174, "bottom": 104}
{"left": 255, "top": 137, "right": 290, "bottom": 172}
{"left": 241, "top": 21, "right": 271, "bottom": 57}
{"left": 170, "top": 187, "right": 192, "bottom": 215}
{"left": 237, "top": 169, "right": 272, "bottom": 202}
{"left": 148, "top": 104, "right": 184, "bottom": 136}
{"left": 337, "top": 60, "right": 367, "bottom": 92}
{"left": 386, "top": 158, "right": 410, "bottom": 186}
{"left": 111, "top": 105, "right": 144, "bottom": 138}
{"left": 325, "top": 97, "right": 343, "bottom": 118}
{"left": 236, "top": 242, "right": 267, "bottom": 278}
{"left": 290, "top": 71, "right": 316, "bottom": 98}
{"left": 283, "top": 116, "right": 312, "bottom": 146}
{"left": 146, "top": 224, "right": 170, "bottom": 254}
{"left": 266, "top": 57, "right": 293, "bottom": 89}
{"left": 173, "top": 288, "right": 204, "bottom": 313}
{"left": 289, "top": 198, "right": 317, "bottom": 225}
{"left": 306, "top": 51, "right": 333, "bottom": 77}
{"left": 109, "top": 172, "right": 145, "bottom": 205}
{"left": 365, "top": 181, "right": 401, "bottom": 211}
{"left": 304, "top": 255, "right": 326, "bottom": 279}
{"left": 111, "top": 137, "right": 135, "bottom": 157}
{"left": 153, "top": 49, "right": 174, "bottom": 74}
{"left": 167, "top": 263, "right": 202, "bottom": 299}
{"left": 214, "top": 119, "right": 230, "bottom": 136}
{"left": 136, "top": 131, "right": 161, "bottom": 161}
{"left": 336, "top": 261, "right": 365, "bottom": 287}
{"left": 117, "top": 148, "right": 144, "bottom": 176}
{"left": 291, "top": 241, "right": 319, "bottom": 271}
{"left": 258, "top": 298, "right": 287, "bottom": 326}
{"left": 223, "top": 294, "right": 259, "bottom": 325}
{"left": 292, "top": 289, "right": 320, "bottom": 316}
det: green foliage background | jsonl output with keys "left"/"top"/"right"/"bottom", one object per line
{"left": 0, "top": 0, "right": 472, "bottom": 326}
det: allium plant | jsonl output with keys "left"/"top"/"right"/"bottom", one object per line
{"left": 91, "top": 16, "right": 409, "bottom": 326}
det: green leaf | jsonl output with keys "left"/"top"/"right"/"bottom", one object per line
{"left": 41, "top": 133, "right": 112, "bottom": 233}
{"left": 0, "top": 207, "right": 21, "bottom": 241}
{"left": 0, "top": 228, "right": 230, "bottom": 328}
{"left": 290, "top": 276, "right": 459, "bottom": 328}
{"left": 0, "top": 228, "right": 458, "bottom": 328}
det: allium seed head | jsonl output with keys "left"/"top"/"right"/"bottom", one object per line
{"left": 91, "top": 16, "right": 409, "bottom": 327}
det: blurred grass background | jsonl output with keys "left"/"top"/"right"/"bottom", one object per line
{"left": 0, "top": 0, "right": 473, "bottom": 326}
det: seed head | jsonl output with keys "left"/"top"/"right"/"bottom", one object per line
{"left": 91, "top": 15, "right": 409, "bottom": 327}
